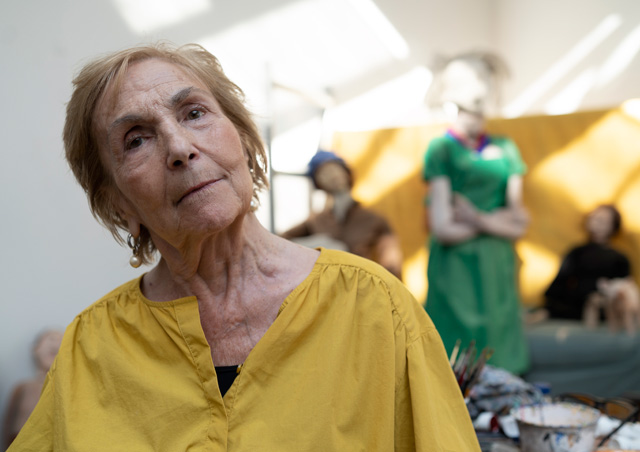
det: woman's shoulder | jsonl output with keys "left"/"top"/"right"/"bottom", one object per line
{"left": 315, "top": 249, "right": 434, "bottom": 341}
{"left": 311, "top": 249, "right": 407, "bottom": 302}
{"left": 316, "top": 248, "right": 396, "bottom": 281}
{"left": 47, "top": 278, "right": 148, "bottom": 371}
{"left": 64, "top": 276, "right": 155, "bottom": 337}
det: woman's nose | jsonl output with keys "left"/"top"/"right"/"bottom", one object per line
{"left": 164, "top": 124, "right": 198, "bottom": 168}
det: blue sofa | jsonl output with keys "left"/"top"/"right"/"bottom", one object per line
{"left": 524, "top": 319, "right": 640, "bottom": 398}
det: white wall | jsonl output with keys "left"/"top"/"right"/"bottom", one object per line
{"left": 495, "top": 0, "right": 640, "bottom": 117}
{"left": 1, "top": 0, "right": 639, "bottom": 442}
{"left": 0, "top": 1, "right": 145, "bottom": 441}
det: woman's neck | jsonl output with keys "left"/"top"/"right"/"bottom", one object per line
{"left": 142, "top": 213, "right": 321, "bottom": 366}
{"left": 142, "top": 213, "right": 275, "bottom": 301}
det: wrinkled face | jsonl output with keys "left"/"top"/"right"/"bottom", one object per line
{"left": 314, "top": 161, "right": 350, "bottom": 194}
{"left": 586, "top": 206, "right": 615, "bottom": 243}
{"left": 94, "top": 59, "right": 253, "bottom": 247}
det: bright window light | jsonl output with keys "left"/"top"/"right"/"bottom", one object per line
{"left": 622, "top": 98, "right": 640, "bottom": 121}
{"left": 544, "top": 68, "right": 597, "bottom": 115}
{"left": 197, "top": 0, "right": 397, "bottom": 112}
{"left": 503, "top": 14, "right": 621, "bottom": 118}
{"left": 112, "top": 0, "right": 211, "bottom": 34}
{"left": 597, "top": 23, "right": 640, "bottom": 87}
{"left": 325, "top": 66, "right": 433, "bottom": 131}
{"left": 271, "top": 118, "right": 325, "bottom": 173}
{"left": 346, "top": 0, "right": 410, "bottom": 60}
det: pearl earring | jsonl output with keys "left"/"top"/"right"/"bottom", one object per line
{"left": 127, "top": 234, "right": 142, "bottom": 268}
{"left": 250, "top": 198, "right": 258, "bottom": 210}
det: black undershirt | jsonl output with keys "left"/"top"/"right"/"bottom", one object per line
{"left": 215, "top": 365, "right": 239, "bottom": 397}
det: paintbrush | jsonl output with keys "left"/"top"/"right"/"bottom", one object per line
{"left": 453, "top": 347, "right": 467, "bottom": 377}
{"left": 460, "top": 347, "right": 487, "bottom": 395}
{"left": 459, "top": 345, "right": 477, "bottom": 385}
{"left": 463, "top": 347, "right": 493, "bottom": 397}
{"left": 449, "top": 339, "right": 462, "bottom": 367}
{"left": 457, "top": 341, "right": 476, "bottom": 375}
{"left": 456, "top": 340, "right": 476, "bottom": 384}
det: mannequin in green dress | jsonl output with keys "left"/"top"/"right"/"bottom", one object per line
{"left": 423, "top": 55, "right": 530, "bottom": 374}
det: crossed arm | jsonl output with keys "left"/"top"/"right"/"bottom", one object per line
{"left": 427, "top": 175, "right": 529, "bottom": 245}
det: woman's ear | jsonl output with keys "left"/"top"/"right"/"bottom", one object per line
{"left": 125, "top": 217, "right": 141, "bottom": 239}
{"left": 120, "top": 204, "right": 141, "bottom": 238}
{"left": 110, "top": 189, "right": 142, "bottom": 238}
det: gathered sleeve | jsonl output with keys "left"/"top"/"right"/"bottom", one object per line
{"left": 393, "top": 329, "right": 480, "bottom": 451}
{"left": 390, "top": 280, "right": 480, "bottom": 451}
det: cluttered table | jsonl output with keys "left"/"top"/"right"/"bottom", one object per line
{"left": 452, "top": 340, "right": 640, "bottom": 452}
{"left": 475, "top": 410, "right": 640, "bottom": 452}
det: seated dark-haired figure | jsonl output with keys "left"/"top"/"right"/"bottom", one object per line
{"left": 545, "top": 205, "right": 637, "bottom": 330}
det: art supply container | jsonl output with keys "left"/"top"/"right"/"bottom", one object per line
{"left": 512, "top": 402, "right": 601, "bottom": 452}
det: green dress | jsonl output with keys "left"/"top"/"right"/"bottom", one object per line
{"left": 423, "top": 133, "right": 529, "bottom": 375}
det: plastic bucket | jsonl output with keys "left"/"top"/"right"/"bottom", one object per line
{"left": 512, "top": 402, "right": 601, "bottom": 452}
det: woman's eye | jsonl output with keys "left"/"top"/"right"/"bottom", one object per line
{"left": 126, "top": 136, "right": 144, "bottom": 150}
{"left": 187, "top": 109, "right": 204, "bottom": 120}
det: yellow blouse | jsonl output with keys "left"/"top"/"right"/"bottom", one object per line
{"left": 10, "top": 249, "right": 479, "bottom": 451}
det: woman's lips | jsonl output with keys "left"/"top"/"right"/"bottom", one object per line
{"left": 177, "top": 179, "right": 219, "bottom": 204}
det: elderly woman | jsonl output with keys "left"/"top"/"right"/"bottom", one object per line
{"left": 9, "top": 43, "right": 479, "bottom": 451}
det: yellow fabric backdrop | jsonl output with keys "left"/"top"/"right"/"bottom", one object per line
{"left": 332, "top": 101, "right": 640, "bottom": 306}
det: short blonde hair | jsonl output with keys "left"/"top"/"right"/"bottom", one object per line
{"left": 63, "top": 42, "right": 269, "bottom": 265}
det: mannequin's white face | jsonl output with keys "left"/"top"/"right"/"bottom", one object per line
{"left": 455, "top": 108, "right": 485, "bottom": 139}
{"left": 586, "top": 207, "right": 615, "bottom": 243}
